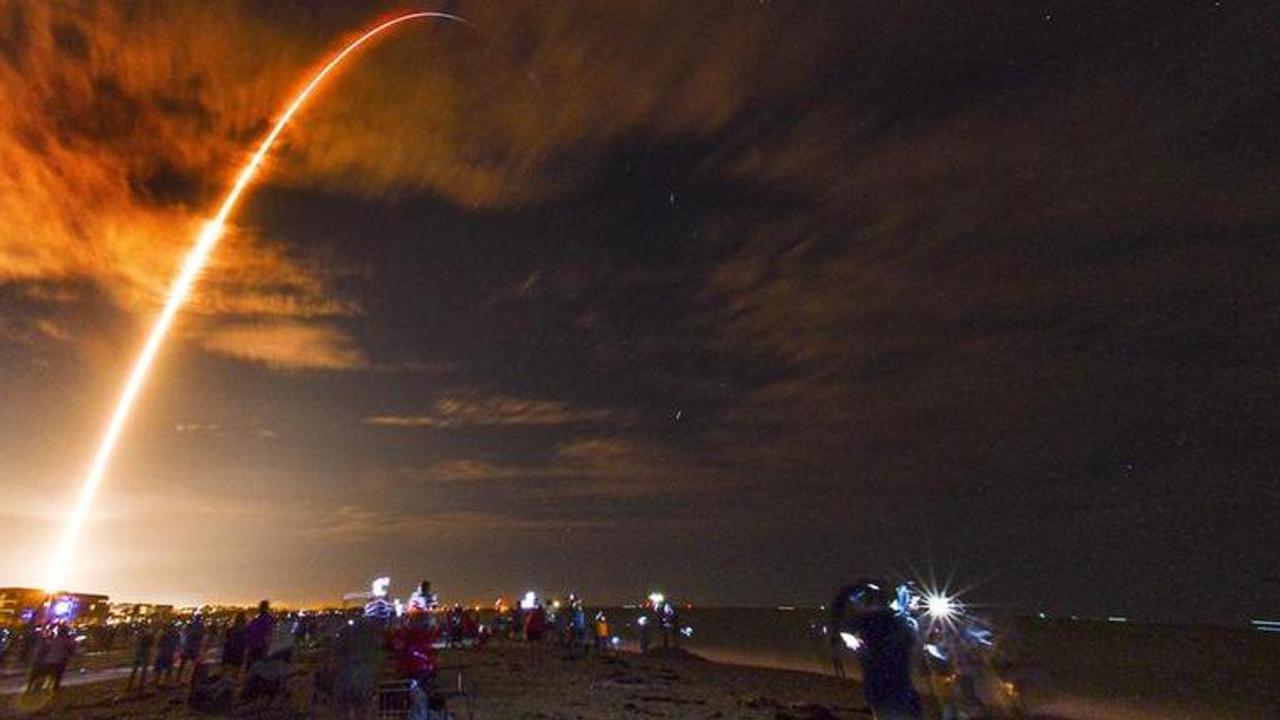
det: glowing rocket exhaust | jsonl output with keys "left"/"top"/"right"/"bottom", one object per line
{"left": 44, "top": 11, "right": 467, "bottom": 592}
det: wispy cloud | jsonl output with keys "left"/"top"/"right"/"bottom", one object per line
{"left": 0, "top": 315, "right": 72, "bottom": 346}
{"left": 302, "top": 504, "right": 601, "bottom": 540}
{"left": 398, "top": 435, "right": 727, "bottom": 500}
{"left": 551, "top": 437, "right": 730, "bottom": 498}
{"left": 197, "top": 320, "right": 366, "bottom": 370}
{"left": 410, "top": 459, "right": 569, "bottom": 483}
{"left": 170, "top": 423, "right": 278, "bottom": 441}
{"left": 173, "top": 423, "right": 222, "bottom": 435}
{"left": 364, "top": 395, "right": 611, "bottom": 429}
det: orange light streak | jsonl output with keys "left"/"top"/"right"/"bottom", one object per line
{"left": 45, "top": 11, "right": 467, "bottom": 592}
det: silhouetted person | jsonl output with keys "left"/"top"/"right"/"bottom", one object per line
{"left": 179, "top": 615, "right": 205, "bottom": 680}
{"left": 594, "top": 612, "right": 611, "bottom": 655}
{"left": 127, "top": 625, "right": 154, "bottom": 690}
{"left": 568, "top": 599, "right": 588, "bottom": 657}
{"left": 639, "top": 611, "right": 653, "bottom": 653}
{"left": 24, "top": 628, "right": 50, "bottom": 694}
{"left": 332, "top": 617, "right": 382, "bottom": 720}
{"left": 24, "top": 625, "right": 74, "bottom": 693}
{"left": 245, "top": 600, "right": 275, "bottom": 668}
{"left": 221, "top": 612, "right": 248, "bottom": 674}
{"left": 44, "top": 625, "right": 75, "bottom": 691}
{"left": 525, "top": 602, "right": 546, "bottom": 641}
{"left": 658, "top": 601, "right": 680, "bottom": 650}
{"left": 512, "top": 606, "right": 525, "bottom": 640}
{"left": 390, "top": 612, "right": 439, "bottom": 685}
{"left": 154, "top": 624, "right": 180, "bottom": 686}
{"left": 830, "top": 580, "right": 923, "bottom": 720}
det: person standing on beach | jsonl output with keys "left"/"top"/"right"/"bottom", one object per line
{"left": 25, "top": 624, "right": 75, "bottom": 694}
{"left": 154, "top": 623, "right": 180, "bottom": 686}
{"left": 568, "top": 599, "right": 588, "bottom": 657}
{"left": 830, "top": 580, "right": 923, "bottom": 720}
{"left": 127, "top": 624, "right": 154, "bottom": 690}
{"left": 525, "top": 601, "right": 546, "bottom": 641}
{"left": 23, "top": 627, "right": 50, "bottom": 693}
{"left": 390, "top": 612, "right": 439, "bottom": 685}
{"left": 245, "top": 600, "right": 276, "bottom": 668}
{"left": 659, "top": 600, "right": 681, "bottom": 650}
{"left": 221, "top": 612, "right": 248, "bottom": 674}
{"left": 331, "top": 617, "right": 384, "bottom": 720}
{"left": 594, "top": 612, "right": 611, "bottom": 655}
{"left": 638, "top": 611, "right": 652, "bottom": 654}
{"left": 178, "top": 614, "right": 206, "bottom": 680}
{"left": 43, "top": 625, "right": 75, "bottom": 691}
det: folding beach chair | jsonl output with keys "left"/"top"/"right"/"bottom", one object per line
{"left": 375, "top": 679, "right": 414, "bottom": 720}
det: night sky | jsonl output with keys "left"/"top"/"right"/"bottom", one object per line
{"left": 0, "top": 1, "right": 1276, "bottom": 621}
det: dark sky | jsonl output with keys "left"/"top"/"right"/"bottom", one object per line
{"left": 0, "top": 1, "right": 1276, "bottom": 621}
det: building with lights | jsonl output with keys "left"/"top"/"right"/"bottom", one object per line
{"left": 0, "top": 587, "right": 110, "bottom": 626}
{"left": 108, "top": 602, "right": 174, "bottom": 623}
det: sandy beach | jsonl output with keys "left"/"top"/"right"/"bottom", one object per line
{"left": 0, "top": 642, "right": 884, "bottom": 720}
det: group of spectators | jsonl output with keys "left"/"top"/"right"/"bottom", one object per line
{"left": 21, "top": 624, "right": 78, "bottom": 693}
{"left": 126, "top": 599, "right": 280, "bottom": 691}
{"left": 486, "top": 594, "right": 614, "bottom": 657}
{"left": 9, "top": 589, "right": 630, "bottom": 715}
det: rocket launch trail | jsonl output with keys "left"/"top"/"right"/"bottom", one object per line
{"left": 45, "top": 11, "right": 468, "bottom": 592}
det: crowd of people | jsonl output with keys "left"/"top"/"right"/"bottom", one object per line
{"left": 19, "top": 624, "right": 78, "bottom": 693}
{"left": 4, "top": 583, "right": 687, "bottom": 718}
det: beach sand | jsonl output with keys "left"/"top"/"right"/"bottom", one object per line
{"left": 2, "top": 643, "right": 873, "bottom": 719}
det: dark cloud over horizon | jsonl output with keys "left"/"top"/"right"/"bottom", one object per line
{"left": 0, "top": 1, "right": 1276, "bottom": 619}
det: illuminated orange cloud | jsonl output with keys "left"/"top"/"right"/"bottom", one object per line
{"left": 197, "top": 320, "right": 367, "bottom": 371}
{"left": 1, "top": 2, "right": 857, "bottom": 373}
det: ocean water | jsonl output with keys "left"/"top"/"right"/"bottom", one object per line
{"left": 604, "top": 608, "right": 1279, "bottom": 719}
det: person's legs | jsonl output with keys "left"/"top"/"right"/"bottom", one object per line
{"left": 24, "top": 665, "right": 39, "bottom": 694}
{"left": 129, "top": 660, "right": 148, "bottom": 690}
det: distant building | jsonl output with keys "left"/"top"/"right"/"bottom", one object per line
{"left": 69, "top": 593, "right": 110, "bottom": 624}
{"left": 108, "top": 602, "right": 174, "bottom": 623}
{"left": 0, "top": 587, "right": 110, "bottom": 625}
{"left": 0, "top": 587, "right": 45, "bottom": 625}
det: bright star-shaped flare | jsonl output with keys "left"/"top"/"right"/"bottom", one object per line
{"left": 924, "top": 591, "right": 960, "bottom": 623}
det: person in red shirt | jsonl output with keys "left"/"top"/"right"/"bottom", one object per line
{"left": 389, "top": 614, "right": 438, "bottom": 685}
{"left": 524, "top": 602, "right": 546, "bottom": 642}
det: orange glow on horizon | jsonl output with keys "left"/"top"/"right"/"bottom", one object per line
{"left": 45, "top": 11, "right": 468, "bottom": 592}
